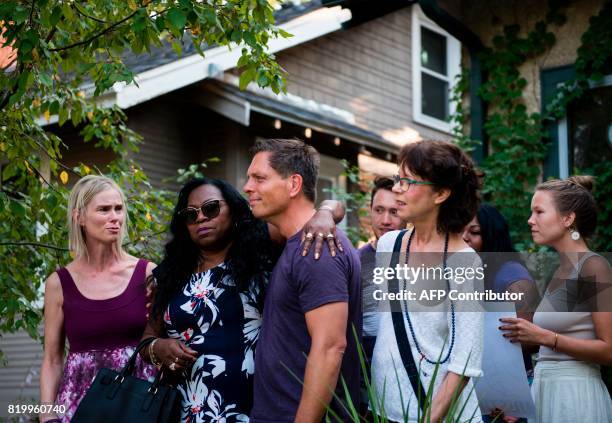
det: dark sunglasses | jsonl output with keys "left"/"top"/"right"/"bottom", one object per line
{"left": 179, "top": 200, "right": 223, "bottom": 224}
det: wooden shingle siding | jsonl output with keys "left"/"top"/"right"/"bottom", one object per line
{"left": 0, "top": 330, "right": 42, "bottom": 417}
{"left": 127, "top": 96, "right": 201, "bottom": 190}
{"left": 276, "top": 6, "right": 450, "bottom": 142}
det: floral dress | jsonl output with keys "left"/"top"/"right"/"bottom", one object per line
{"left": 55, "top": 260, "right": 157, "bottom": 421}
{"left": 164, "top": 263, "right": 264, "bottom": 422}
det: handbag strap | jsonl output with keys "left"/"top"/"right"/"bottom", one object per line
{"left": 389, "top": 230, "right": 427, "bottom": 412}
{"left": 119, "top": 337, "right": 157, "bottom": 377}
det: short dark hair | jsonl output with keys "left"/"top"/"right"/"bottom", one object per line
{"left": 370, "top": 176, "right": 395, "bottom": 207}
{"left": 398, "top": 140, "right": 480, "bottom": 234}
{"left": 250, "top": 138, "right": 320, "bottom": 203}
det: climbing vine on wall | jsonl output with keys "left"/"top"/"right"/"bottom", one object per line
{"left": 453, "top": 2, "right": 611, "bottom": 250}
{"left": 477, "top": 5, "right": 567, "bottom": 249}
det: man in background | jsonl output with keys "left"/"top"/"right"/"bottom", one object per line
{"left": 359, "top": 176, "right": 407, "bottom": 413}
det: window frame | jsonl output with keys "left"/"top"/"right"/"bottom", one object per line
{"left": 556, "top": 74, "right": 612, "bottom": 178}
{"left": 411, "top": 4, "right": 461, "bottom": 133}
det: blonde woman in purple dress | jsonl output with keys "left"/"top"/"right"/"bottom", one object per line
{"left": 39, "top": 175, "right": 157, "bottom": 422}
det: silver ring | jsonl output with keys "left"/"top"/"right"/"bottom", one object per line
{"left": 326, "top": 233, "right": 335, "bottom": 239}
{"left": 169, "top": 362, "right": 176, "bottom": 371}
{"left": 317, "top": 232, "right": 324, "bottom": 238}
{"left": 174, "top": 356, "right": 179, "bottom": 363}
{"left": 305, "top": 232, "right": 314, "bottom": 240}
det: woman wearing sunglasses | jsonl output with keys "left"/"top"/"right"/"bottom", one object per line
{"left": 370, "top": 140, "right": 484, "bottom": 422}
{"left": 140, "top": 177, "right": 344, "bottom": 422}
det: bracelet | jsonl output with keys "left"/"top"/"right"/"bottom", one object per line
{"left": 318, "top": 205, "right": 334, "bottom": 213}
{"left": 552, "top": 333, "right": 559, "bottom": 351}
{"left": 149, "top": 338, "right": 161, "bottom": 368}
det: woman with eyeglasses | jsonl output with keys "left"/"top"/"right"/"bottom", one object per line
{"left": 371, "top": 140, "right": 484, "bottom": 422}
{"left": 140, "top": 177, "right": 343, "bottom": 422}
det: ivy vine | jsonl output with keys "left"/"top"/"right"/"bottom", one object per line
{"left": 453, "top": 2, "right": 612, "bottom": 251}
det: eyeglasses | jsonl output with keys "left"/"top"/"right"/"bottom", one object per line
{"left": 393, "top": 174, "right": 436, "bottom": 192}
{"left": 179, "top": 200, "right": 223, "bottom": 224}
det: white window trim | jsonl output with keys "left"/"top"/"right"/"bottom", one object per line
{"left": 556, "top": 74, "right": 612, "bottom": 177}
{"left": 318, "top": 154, "right": 347, "bottom": 230}
{"left": 411, "top": 4, "right": 461, "bottom": 133}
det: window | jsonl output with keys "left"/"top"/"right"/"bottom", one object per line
{"left": 317, "top": 154, "right": 347, "bottom": 229}
{"left": 411, "top": 5, "right": 461, "bottom": 133}
{"left": 557, "top": 75, "right": 612, "bottom": 177}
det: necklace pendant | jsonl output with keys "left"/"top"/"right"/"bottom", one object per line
{"left": 419, "top": 354, "right": 428, "bottom": 376}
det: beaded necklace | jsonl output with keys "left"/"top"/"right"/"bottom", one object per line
{"left": 400, "top": 229, "right": 456, "bottom": 366}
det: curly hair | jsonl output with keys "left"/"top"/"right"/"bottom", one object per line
{"left": 150, "top": 177, "right": 280, "bottom": 320}
{"left": 398, "top": 140, "right": 481, "bottom": 234}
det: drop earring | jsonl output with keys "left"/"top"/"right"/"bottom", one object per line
{"left": 570, "top": 228, "right": 581, "bottom": 241}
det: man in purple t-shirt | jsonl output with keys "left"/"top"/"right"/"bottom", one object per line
{"left": 243, "top": 138, "right": 361, "bottom": 422}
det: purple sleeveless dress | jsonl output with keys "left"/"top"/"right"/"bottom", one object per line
{"left": 55, "top": 259, "right": 157, "bottom": 421}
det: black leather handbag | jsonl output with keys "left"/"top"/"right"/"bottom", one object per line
{"left": 72, "top": 337, "right": 180, "bottom": 423}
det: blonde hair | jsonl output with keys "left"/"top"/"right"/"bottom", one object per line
{"left": 536, "top": 175, "right": 597, "bottom": 238}
{"left": 68, "top": 175, "right": 129, "bottom": 259}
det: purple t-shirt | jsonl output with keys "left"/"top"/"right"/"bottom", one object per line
{"left": 250, "top": 229, "right": 362, "bottom": 422}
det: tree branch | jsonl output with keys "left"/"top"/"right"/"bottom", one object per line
{"left": 73, "top": 3, "right": 108, "bottom": 24}
{"left": 24, "top": 159, "right": 62, "bottom": 195}
{"left": 49, "top": 10, "right": 138, "bottom": 52}
{"left": 28, "top": 0, "right": 36, "bottom": 27}
{"left": 24, "top": 135, "right": 82, "bottom": 178}
{"left": 45, "top": 27, "right": 57, "bottom": 43}
{"left": 0, "top": 241, "right": 68, "bottom": 252}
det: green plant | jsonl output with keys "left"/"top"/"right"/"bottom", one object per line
{"left": 289, "top": 326, "right": 482, "bottom": 423}
{"left": 451, "top": 2, "right": 611, "bottom": 251}
{"left": 477, "top": 5, "right": 566, "bottom": 247}
{"left": 0, "top": 0, "right": 286, "bottom": 355}
{"left": 324, "top": 160, "right": 372, "bottom": 246}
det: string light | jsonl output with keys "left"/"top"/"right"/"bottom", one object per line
{"left": 304, "top": 128, "right": 312, "bottom": 138}
{"left": 274, "top": 119, "right": 282, "bottom": 130}
{"left": 334, "top": 137, "right": 341, "bottom": 146}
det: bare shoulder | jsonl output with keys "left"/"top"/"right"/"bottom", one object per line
{"left": 44, "top": 271, "right": 63, "bottom": 303}
{"left": 145, "top": 261, "right": 158, "bottom": 278}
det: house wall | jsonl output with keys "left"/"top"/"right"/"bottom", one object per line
{"left": 453, "top": 0, "right": 604, "bottom": 113}
{"left": 275, "top": 6, "right": 452, "bottom": 145}
{"left": 0, "top": 330, "right": 43, "bottom": 418}
{"left": 127, "top": 92, "right": 254, "bottom": 190}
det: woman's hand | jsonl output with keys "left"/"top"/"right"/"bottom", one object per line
{"left": 301, "top": 209, "right": 344, "bottom": 260}
{"left": 499, "top": 317, "right": 555, "bottom": 347}
{"left": 153, "top": 338, "right": 198, "bottom": 371}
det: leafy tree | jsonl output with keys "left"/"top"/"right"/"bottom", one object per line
{"left": 0, "top": 0, "right": 287, "bottom": 355}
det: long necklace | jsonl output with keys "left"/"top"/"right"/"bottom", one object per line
{"left": 401, "top": 229, "right": 456, "bottom": 366}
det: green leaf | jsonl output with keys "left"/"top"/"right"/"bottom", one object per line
{"left": 239, "top": 67, "right": 256, "bottom": 90}
{"left": 278, "top": 28, "right": 293, "bottom": 38}
{"left": 50, "top": 6, "right": 62, "bottom": 26}
{"left": 256, "top": 70, "right": 269, "bottom": 87}
{"left": 243, "top": 31, "right": 257, "bottom": 47}
{"left": 12, "top": 5, "right": 29, "bottom": 24}
{"left": 167, "top": 9, "right": 187, "bottom": 31}
{"left": 39, "top": 72, "right": 53, "bottom": 87}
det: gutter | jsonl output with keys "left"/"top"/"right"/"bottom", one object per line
{"left": 418, "top": 0, "right": 487, "bottom": 163}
